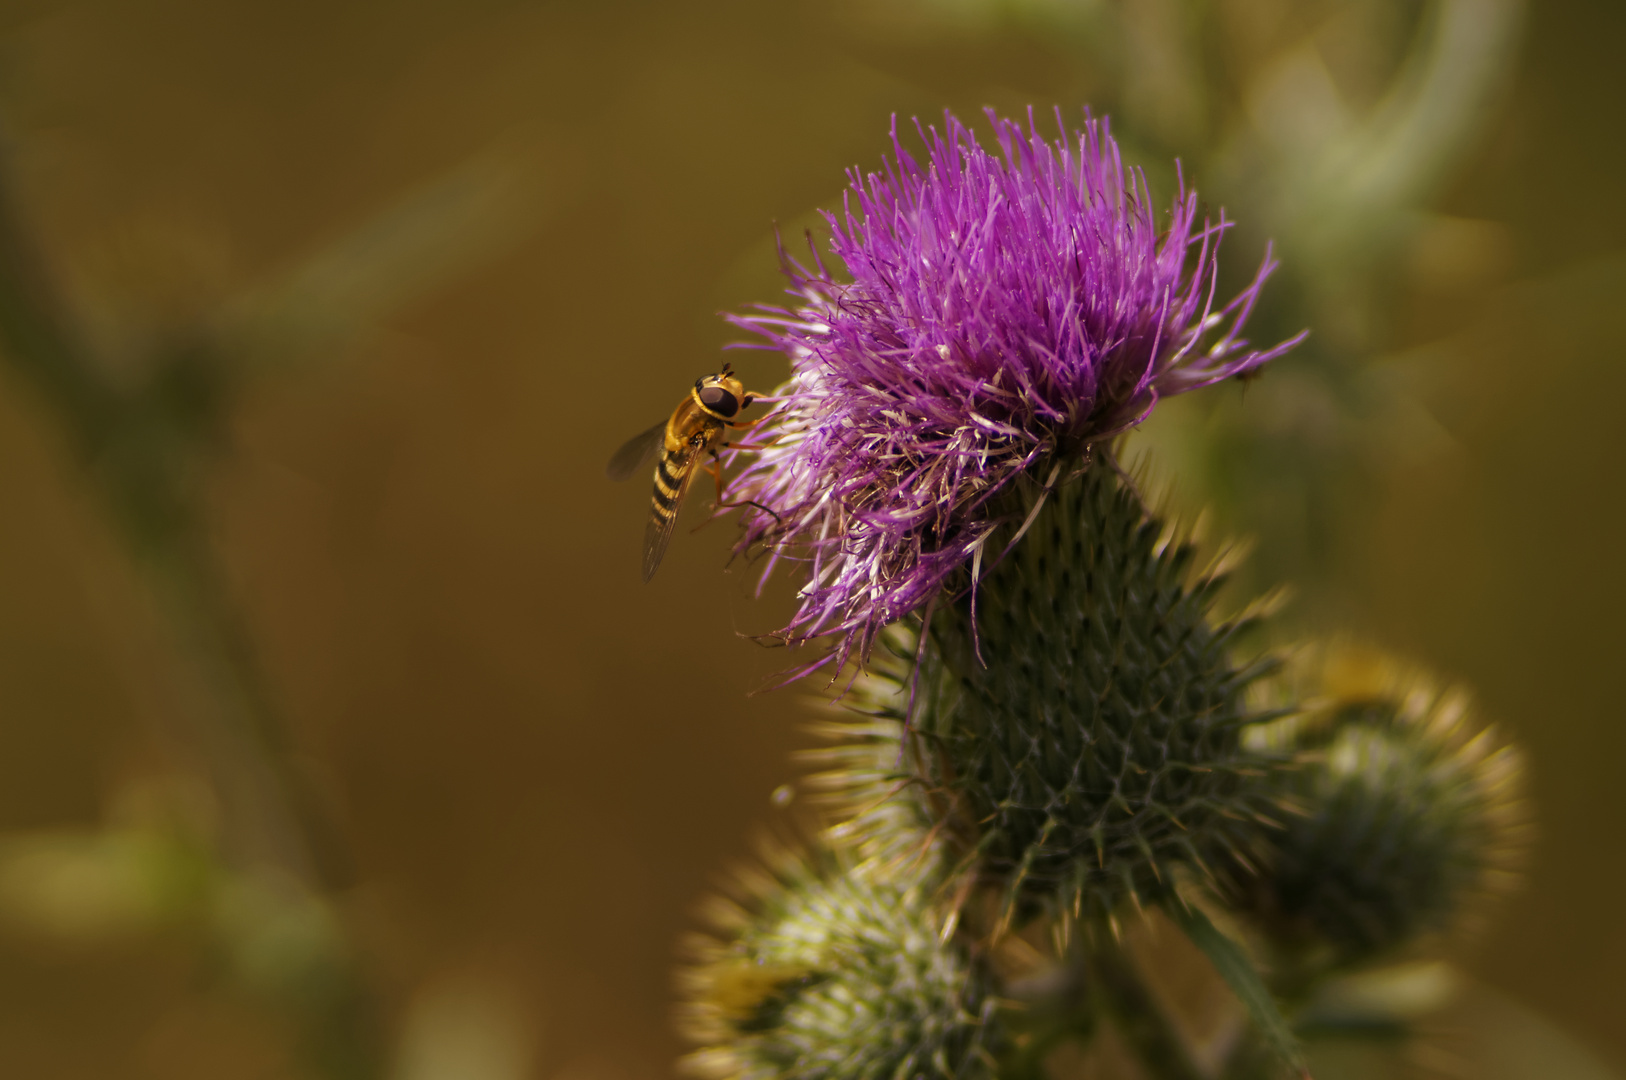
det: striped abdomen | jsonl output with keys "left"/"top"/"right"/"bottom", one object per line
{"left": 641, "top": 407, "right": 718, "bottom": 582}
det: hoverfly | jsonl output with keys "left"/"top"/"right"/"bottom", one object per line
{"left": 606, "top": 363, "right": 766, "bottom": 582}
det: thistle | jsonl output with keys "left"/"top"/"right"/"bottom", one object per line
{"left": 811, "top": 455, "right": 1289, "bottom": 936}
{"left": 1220, "top": 645, "right": 1531, "bottom": 984}
{"left": 726, "top": 107, "right": 1303, "bottom": 669}
{"left": 677, "top": 843, "right": 1004, "bottom": 1080}
{"left": 687, "top": 107, "right": 1534, "bottom": 1080}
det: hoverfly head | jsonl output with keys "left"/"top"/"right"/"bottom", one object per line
{"left": 695, "top": 369, "right": 748, "bottom": 418}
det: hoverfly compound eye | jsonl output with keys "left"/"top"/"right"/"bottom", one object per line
{"left": 698, "top": 385, "right": 740, "bottom": 416}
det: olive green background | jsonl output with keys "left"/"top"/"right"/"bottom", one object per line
{"left": 0, "top": 0, "right": 1620, "bottom": 1076}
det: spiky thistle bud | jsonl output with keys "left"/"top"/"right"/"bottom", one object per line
{"left": 1220, "top": 645, "right": 1530, "bottom": 980}
{"left": 678, "top": 843, "right": 1004, "bottom": 1080}
{"left": 809, "top": 453, "right": 1288, "bottom": 936}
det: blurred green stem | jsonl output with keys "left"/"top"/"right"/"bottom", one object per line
{"left": 1086, "top": 939, "right": 1208, "bottom": 1080}
{"left": 0, "top": 141, "right": 327, "bottom": 888}
{"left": 0, "top": 136, "right": 377, "bottom": 1079}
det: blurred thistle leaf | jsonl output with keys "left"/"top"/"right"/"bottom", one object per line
{"left": 0, "top": 826, "right": 215, "bottom": 939}
{"left": 0, "top": 770, "right": 374, "bottom": 1078}
{"left": 1292, "top": 972, "right": 1622, "bottom": 1080}
{"left": 1230, "top": 0, "right": 1525, "bottom": 354}
{"left": 1327, "top": 0, "right": 1524, "bottom": 214}
{"left": 0, "top": 813, "right": 349, "bottom": 1002}
{"left": 1295, "top": 960, "right": 1459, "bottom": 1032}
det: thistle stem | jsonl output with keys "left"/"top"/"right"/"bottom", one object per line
{"left": 0, "top": 130, "right": 380, "bottom": 1080}
{"left": 1086, "top": 939, "right": 1208, "bottom": 1080}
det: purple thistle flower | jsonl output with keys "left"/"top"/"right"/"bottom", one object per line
{"left": 726, "top": 107, "right": 1303, "bottom": 671}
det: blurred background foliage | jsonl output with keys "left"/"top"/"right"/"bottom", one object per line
{"left": 0, "top": 0, "right": 1618, "bottom": 1076}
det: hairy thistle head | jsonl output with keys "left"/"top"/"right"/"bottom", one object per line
{"left": 811, "top": 454, "right": 1288, "bottom": 936}
{"left": 725, "top": 108, "right": 1301, "bottom": 669}
{"left": 678, "top": 843, "right": 1004, "bottom": 1080}
{"left": 1222, "top": 645, "right": 1530, "bottom": 978}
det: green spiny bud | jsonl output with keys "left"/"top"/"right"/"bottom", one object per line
{"left": 677, "top": 843, "right": 1004, "bottom": 1080}
{"left": 1223, "top": 644, "right": 1530, "bottom": 978}
{"left": 815, "top": 453, "right": 1286, "bottom": 936}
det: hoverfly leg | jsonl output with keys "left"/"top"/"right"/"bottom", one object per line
{"left": 708, "top": 452, "right": 727, "bottom": 507}
{"left": 726, "top": 389, "right": 770, "bottom": 426}
{"left": 708, "top": 449, "right": 783, "bottom": 525}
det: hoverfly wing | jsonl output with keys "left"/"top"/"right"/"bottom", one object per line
{"left": 642, "top": 439, "right": 702, "bottom": 583}
{"left": 605, "top": 420, "right": 667, "bottom": 482}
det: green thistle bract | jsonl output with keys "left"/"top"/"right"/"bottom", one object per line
{"left": 678, "top": 845, "right": 1002, "bottom": 1080}
{"left": 819, "top": 454, "right": 1286, "bottom": 935}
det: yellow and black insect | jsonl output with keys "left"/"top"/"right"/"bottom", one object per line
{"left": 606, "top": 364, "right": 765, "bottom": 582}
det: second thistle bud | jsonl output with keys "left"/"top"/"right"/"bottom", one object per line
{"left": 1221, "top": 646, "right": 1530, "bottom": 980}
